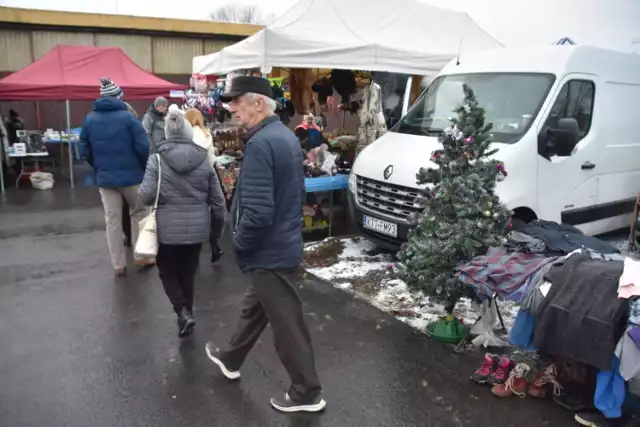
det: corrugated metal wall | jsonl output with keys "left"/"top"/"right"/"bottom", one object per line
{"left": 31, "top": 31, "right": 94, "bottom": 60}
{"left": 0, "top": 29, "right": 31, "bottom": 71}
{"left": 152, "top": 37, "right": 203, "bottom": 74}
{"left": 0, "top": 28, "right": 236, "bottom": 129}
{"left": 95, "top": 34, "right": 153, "bottom": 71}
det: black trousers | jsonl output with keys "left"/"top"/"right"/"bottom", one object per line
{"left": 122, "top": 198, "right": 131, "bottom": 244}
{"left": 220, "top": 269, "right": 322, "bottom": 403}
{"left": 156, "top": 243, "right": 202, "bottom": 314}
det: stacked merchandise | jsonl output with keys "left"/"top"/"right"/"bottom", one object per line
{"left": 460, "top": 220, "right": 640, "bottom": 425}
{"left": 212, "top": 126, "right": 245, "bottom": 210}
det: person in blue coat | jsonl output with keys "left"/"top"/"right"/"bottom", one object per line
{"left": 80, "top": 77, "right": 151, "bottom": 276}
{"left": 204, "top": 76, "right": 325, "bottom": 414}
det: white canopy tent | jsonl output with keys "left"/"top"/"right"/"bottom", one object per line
{"left": 193, "top": 0, "right": 503, "bottom": 76}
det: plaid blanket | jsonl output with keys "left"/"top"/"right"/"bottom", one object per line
{"left": 455, "top": 247, "right": 558, "bottom": 300}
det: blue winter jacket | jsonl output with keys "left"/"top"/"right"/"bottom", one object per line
{"left": 231, "top": 115, "right": 305, "bottom": 272}
{"left": 80, "top": 97, "right": 149, "bottom": 188}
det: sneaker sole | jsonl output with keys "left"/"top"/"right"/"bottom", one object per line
{"left": 573, "top": 414, "right": 597, "bottom": 427}
{"left": 270, "top": 398, "right": 327, "bottom": 413}
{"left": 205, "top": 346, "right": 240, "bottom": 380}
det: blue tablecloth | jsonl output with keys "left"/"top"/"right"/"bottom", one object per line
{"left": 304, "top": 174, "right": 349, "bottom": 193}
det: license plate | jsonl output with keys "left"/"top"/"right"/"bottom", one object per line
{"left": 363, "top": 215, "right": 398, "bottom": 237}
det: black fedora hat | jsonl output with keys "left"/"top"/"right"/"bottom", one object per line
{"left": 220, "top": 76, "right": 274, "bottom": 102}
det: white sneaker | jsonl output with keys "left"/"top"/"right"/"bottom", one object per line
{"left": 205, "top": 342, "right": 240, "bottom": 380}
{"left": 270, "top": 393, "right": 327, "bottom": 413}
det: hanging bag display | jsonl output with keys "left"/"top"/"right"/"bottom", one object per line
{"left": 135, "top": 153, "right": 162, "bottom": 257}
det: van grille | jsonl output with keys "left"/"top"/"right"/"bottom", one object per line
{"left": 356, "top": 175, "right": 423, "bottom": 222}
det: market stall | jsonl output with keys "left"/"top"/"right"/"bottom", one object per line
{"left": 0, "top": 44, "right": 185, "bottom": 194}
{"left": 190, "top": 0, "right": 502, "bottom": 240}
{"left": 452, "top": 220, "right": 640, "bottom": 424}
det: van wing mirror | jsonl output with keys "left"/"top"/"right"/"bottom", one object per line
{"left": 541, "top": 117, "right": 580, "bottom": 157}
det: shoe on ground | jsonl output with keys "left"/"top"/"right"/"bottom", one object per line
{"left": 491, "top": 363, "right": 530, "bottom": 398}
{"left": 529, "top": 364, "right": 563, "bottom": 398}
{"left": 270, "top": 393, "right": 327, "bottom": 413}
{"left": 471, "top": 354, "right": 499, "bottom": 384}
{"left": 488, "top": 356, "right": 514, "bottom": 386}
{"left": 114, "top": 267, "right": 126, "bottom": 277}
{"left": 575, "top": 412, "right": 626, "bottom": 427}
{"left": 135, "top": 258, "right": 156, "bottom": 269}
{"left": 205, "top": 342, "right": 240, "bottom": 380}
{"left": 177, "top": 308, "right": 195, "bottom": 338}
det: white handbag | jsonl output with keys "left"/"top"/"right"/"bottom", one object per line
{"left": 135, "top": 153, "right": 162, "bottom": 258}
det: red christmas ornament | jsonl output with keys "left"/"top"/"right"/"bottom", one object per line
{"left": 497, "top": 163, "right": 508, "bottom": 176}
{"left": 464, "top": 136, "right": 474, "bottom": 144}
{"left": 430, "top": 152, "right": 441, "bottom": 162}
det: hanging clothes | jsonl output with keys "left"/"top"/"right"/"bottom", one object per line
{"left": 534, "top": 251, "right": 627, "bottom": 371}
{"left": 289, "top": 68, "right": 315, "bottom": 115}
{"left": 356, "top": 82, "right": 387, "bottom": 155}
{"left": 594, "top": 356, "right": 626, "bottom": 419}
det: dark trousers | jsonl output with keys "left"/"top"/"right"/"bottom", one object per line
{"left": 156, "top": 243, "right": 202, "bottom": 314}
{"left": 220, "top": 269, "right": 322, "bottom": 403}
{"left": 122, "top": 198, "right": 131, "bottom": 245}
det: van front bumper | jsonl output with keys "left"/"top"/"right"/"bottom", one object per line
{"left": 347, "top": 190, "right": 413, "bottom": 252}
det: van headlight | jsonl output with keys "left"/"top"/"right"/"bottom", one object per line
{"left": 348, "top": 172, "right": 357, "bottom": 193}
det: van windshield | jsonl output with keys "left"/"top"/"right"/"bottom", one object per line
{"left": 392, "top": 73, "right": 555, "bottom": 143}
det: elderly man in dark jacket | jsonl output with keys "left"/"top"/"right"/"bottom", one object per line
{"left": 205, "top": 76, "right": 325, "bottom": 414}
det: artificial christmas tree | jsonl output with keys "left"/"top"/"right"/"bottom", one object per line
{"left": 398, "top": 84, "right": 509, "bottom": 309}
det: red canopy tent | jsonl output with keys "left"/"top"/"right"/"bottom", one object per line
{"left": 0, "top": 44, "right": 185, "bottom": 100}
{"left": 0, "top": 45, "right": 186, "bottom": 192}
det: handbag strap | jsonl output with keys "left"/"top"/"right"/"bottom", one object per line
{"left": 152, "top": 153, "right": 162, "bottom": 211}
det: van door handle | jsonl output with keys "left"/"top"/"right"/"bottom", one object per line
{"left": 581, "top": 162, "right": 595, "bottom": 170}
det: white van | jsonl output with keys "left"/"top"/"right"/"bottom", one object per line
{"left": 347, "top": 46, "right": 640, "bottom": 249}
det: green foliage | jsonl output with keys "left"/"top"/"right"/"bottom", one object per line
{"left": 398, "top": 84, "right": 509, "bottom": 308}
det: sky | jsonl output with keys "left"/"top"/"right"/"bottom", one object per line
{"left": 0, "top": 0, "right": 638, "bottom": 51}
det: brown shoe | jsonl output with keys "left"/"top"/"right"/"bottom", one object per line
{"left": 114, "top": 267, "right": 126, "bottom": 277}
{"left": 491, "top": 363, "right": 530, "bottom": 398}
{"left": 135, "top": 258, "right": 156, "bottom": 268}
{"left": 528, "top": 364, "right": 562, "bottom": 398}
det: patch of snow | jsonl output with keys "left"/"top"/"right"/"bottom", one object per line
{"left": 308, "top": 260, "right": 388, "bottom": 282}
{"left": 340, "top": 238, "right": 378, "bottom": 259}
{"left": 305, "top": 236, "right": 519, "bottom": 337}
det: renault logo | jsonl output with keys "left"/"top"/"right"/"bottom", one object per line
{"left": 383, "top": 165, "right": 394, "bottom": 180}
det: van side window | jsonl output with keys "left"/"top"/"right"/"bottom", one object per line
{"left": 545, "top": 80, "right": 595, "bottom": 140}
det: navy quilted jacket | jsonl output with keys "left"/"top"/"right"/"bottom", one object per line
{"left": 231, "top": 116, "right": 304, "bottom": 272}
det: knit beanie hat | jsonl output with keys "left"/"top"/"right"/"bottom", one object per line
{"left": 100, "top": 77, "right": 123, "bottom": 99}
{"left": 153, "top": 96, "right": 168, "bottom": 108}
{"left": 164, "top": 104, "right": 193, "bottom": 140}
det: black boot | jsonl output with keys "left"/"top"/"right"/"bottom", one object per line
{"left": 177, "top": 307, "right": 195, "bottom": 338}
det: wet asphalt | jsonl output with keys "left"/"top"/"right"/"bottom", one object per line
{"left": 0, "top": 187, "right": 575, "bottom": 427}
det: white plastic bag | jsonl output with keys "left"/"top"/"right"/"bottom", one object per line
{"left": 470, "top": 299, "right": 509, "bottom": 348}
{"left": 135, "top": 154, "right": 161, "bottom": 258}
{"left": 29, "top": 171, "right": 55, "bottom": 190}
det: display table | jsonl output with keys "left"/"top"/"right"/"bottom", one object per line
{"left": 8, "top": 152, "right": 49, "bottom": 188}
{"left": 304, "top": 174, "right": 349, "bottom": 236}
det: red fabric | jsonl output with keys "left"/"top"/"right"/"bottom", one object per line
{"left": 0, "top": 45, "right": 185, "bottom": 101}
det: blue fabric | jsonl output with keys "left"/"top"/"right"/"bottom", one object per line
{"left": 305, "top": 174, "right": 349, "bottom": 192}
{"left": 508, "top": 310, "right": 536, "bottom": 350}
{"left": 80, "top": 97, "right": 149, "bottom": 188}
{"left": 595, "top": 356, "right": 626, "bottom": 418}
{"left": 232, "top": 116, "right": 305, "bottom": 272}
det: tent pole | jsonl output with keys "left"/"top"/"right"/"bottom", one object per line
{"left": 0, "top": 143, "right": 4, "bottom": 195}
{"left": 66, "top": 100, "right": 74, "bottom": 188}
